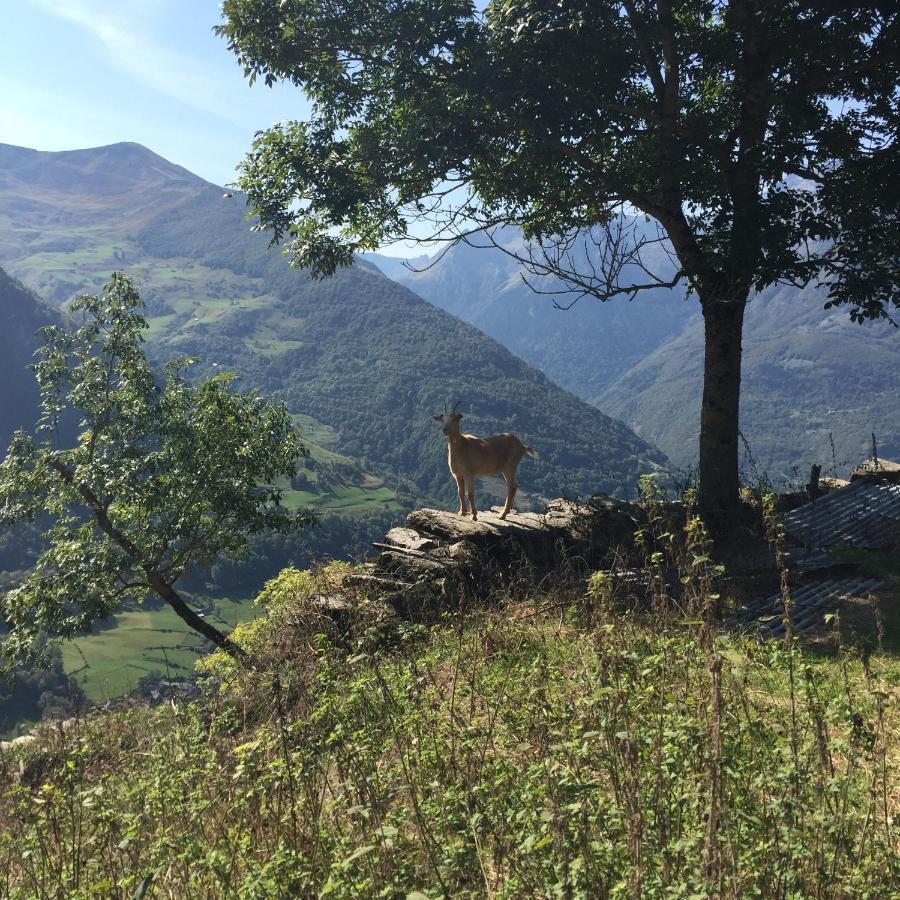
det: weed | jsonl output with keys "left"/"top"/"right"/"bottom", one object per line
{"left": 0, "top": 532, "right": 896, "bottom": 897}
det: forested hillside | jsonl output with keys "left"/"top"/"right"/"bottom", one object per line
{"left": 0, "top": 142, "right": 667, "bottom": 506}
{"left": 368, "top": 229, "right": 696, "bottom": 402}
{"left": 0, "top": 268, "right": 58, "bottom": 449}
{"left": 0, "top": 268, "right": 58, "bottom": 590}
{"left": 373, "top": 234, "right": 899, "bottom": 482}
{"left": 597, "top": 281, "right": 900, "bottom": 478}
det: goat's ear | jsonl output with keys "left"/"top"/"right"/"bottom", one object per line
{"left": 454, "top": 413, "right": 463, "bottom": 421}
{"left": 433, "top": 414, "right": 444, "bottom": 422}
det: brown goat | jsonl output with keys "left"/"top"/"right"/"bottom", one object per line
{"left": 433, "top": 406, "right": 537, "bottom": 520}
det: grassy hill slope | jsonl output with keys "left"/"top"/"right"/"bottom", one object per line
{"left": 1, "top": 563, "right": 896, "bottom": 896}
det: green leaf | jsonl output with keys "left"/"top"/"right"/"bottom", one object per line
{"left": 131, "top": 869, "right": 161, "bottom": 900}
{"left": 343, "top": 844, "right": 376, "bottom": 864}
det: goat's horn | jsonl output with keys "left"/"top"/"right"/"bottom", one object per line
{"left": 452, "top": 400, "right": 461, "bottom": 414}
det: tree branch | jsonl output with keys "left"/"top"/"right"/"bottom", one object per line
{"left": 622, "top": 0, "right": 666, "bottom": 104}
{"left": 467, "top": 218, "right": 685, "bottom": 309}
{"left": 147, "top": 574, "right": 247, "bottom": 660}
{"left": 48, "top": 457, "right": 143, "bottom": 559}
{"left": 48, "top": 455, "right": 246, "bottom": 661}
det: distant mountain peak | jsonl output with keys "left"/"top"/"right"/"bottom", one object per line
{"left": 0, "top": 141, "right": 222, "bottom": 240}
{"left": 0, "top": 140, "right": 214, "bottom": 194}
{"left": 67, "top": 141, "right": 209, "bottom": 179}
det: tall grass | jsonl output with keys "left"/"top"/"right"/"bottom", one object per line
{"left": 0, "top": 512, "right": 896, "bottom": 898}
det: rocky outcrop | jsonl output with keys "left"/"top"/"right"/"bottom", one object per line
{"left": 347, "top": 497, "right": 642, "bottom": 619}
{"left": 341, "top": 493, "right": 890, "bottom": 641}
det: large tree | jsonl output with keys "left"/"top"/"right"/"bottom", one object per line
{"left": 218, "top": 0, "right": 900, "bottom": 527}
{"left": 0, "top": 274, "right": 311, "bottom": 664}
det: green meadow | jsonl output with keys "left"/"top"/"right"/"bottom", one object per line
{"left": 60, "top": 598, "right": 258, "bottom": 702}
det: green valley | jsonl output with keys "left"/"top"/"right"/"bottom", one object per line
{"left": 60, "top": 597, "right": 258, "bottom": 703}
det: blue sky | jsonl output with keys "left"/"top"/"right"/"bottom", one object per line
{"left": 0, "top": 0, "right": 310, "bottom": 187}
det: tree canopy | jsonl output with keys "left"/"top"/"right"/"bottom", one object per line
{"left": 0, "top": 274, "right": 311, "bottom": 664}
{"left": 218, "top": 0, "right": 900, "bottom": 526}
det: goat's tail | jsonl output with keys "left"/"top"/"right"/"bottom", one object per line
{"left": 523, "top": 443, "right": 539, "bottom": 459}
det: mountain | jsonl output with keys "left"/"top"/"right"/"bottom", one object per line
{"left": 370, "top": 233, "right": 899, "bottom": 482}
{"left": 0, "top": 267, "right": 63, "bottom": 587}
{"left": 0, "top": 142, "right": 667, "bottom": 507}
{"left": 0, "top": 267, "right": 59, "bottom": 448}
{"left": 0, "top": 142, "right": 204, "bottom": 304}
{"left": 366, "top": 229, "right": 697, "bottom": 404}
{"left": 597, "top": 280, "right": 900, "bottom": 480}
{"left": 365, "top": 253, "right": 431, "bottom": 283}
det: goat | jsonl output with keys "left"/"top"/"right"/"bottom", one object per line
{"left": 433, "top": 404, "right": 537, "bottom": 521}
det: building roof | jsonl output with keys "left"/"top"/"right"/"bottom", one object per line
{"left": 781, "top": 477, "right": 900, "bottom": 549}
{"left": 736, "top": 576, "right": 883, "bottom": 637}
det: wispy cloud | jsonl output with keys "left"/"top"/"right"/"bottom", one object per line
{"left": 28, "top": 0, "right": 248, "bottom": 125}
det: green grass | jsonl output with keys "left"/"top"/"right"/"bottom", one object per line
{"left": 3, "top": 568, "right": 897, "bottom": 897}
{"left": 251, "top": 336, "right": 308, "bottom": 357}
{"left": 305, "top": 442, "right": 352, "bottom": 466}
{"left": 60, "top": 598, "right": 257, "bottom": 702}
{"left": 321, "top": 485, "right": 401, "bottom": 511}
{"left": 15, "top": 245, "right": 121, "bottom": 267}
{"left": 9, "top": 242, "right": 282, "bottom": 321}
{"left": 144, "top": 312, "right": 177, "bottom": 339}
{"left": 161, "top": 294, "right": 197, "bottom": 314}
{"left": 280, "top": 483, "right": 401, "bottom": 512}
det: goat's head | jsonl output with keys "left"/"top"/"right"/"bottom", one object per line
{"left": 433, "top": 401, "right": 463, "bottom": 436}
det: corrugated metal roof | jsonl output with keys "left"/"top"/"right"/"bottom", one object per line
{"left": 780, "top": 479, "right": 900, "bottom": 549}
{"left": 735, "top": 576, "right": 883, "bottom": 637}
{"left": 781, "top": 547, "right": 836, "bottom": 571}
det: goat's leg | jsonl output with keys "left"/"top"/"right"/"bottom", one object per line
{"left": 454, "top": 474, "right": 467, "bottom": 516}
{"left": 500, "top": 472, "right": 517, "bottom": 520}
{"left": 466, "top": 477, "right": 477, "bottom": 520}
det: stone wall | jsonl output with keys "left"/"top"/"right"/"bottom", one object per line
{"left": 347, "top": 497, "right": 643, "bottom": 619}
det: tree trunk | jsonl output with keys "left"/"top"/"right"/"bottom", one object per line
{"left": 148, "top": 573, "right": 247, "bottom": 660}
{"left": 698, "top": 294, "right": 747, "bottom": 533}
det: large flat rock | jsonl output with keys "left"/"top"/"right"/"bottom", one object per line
{"left": 406, "top": 508, "right": 505, "bottom": 543}
{"left": 402, "top": 497, "right": 641, "bottom": 572}
{"left": 384, "top": 527, "right": 438, "bottom": 552}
